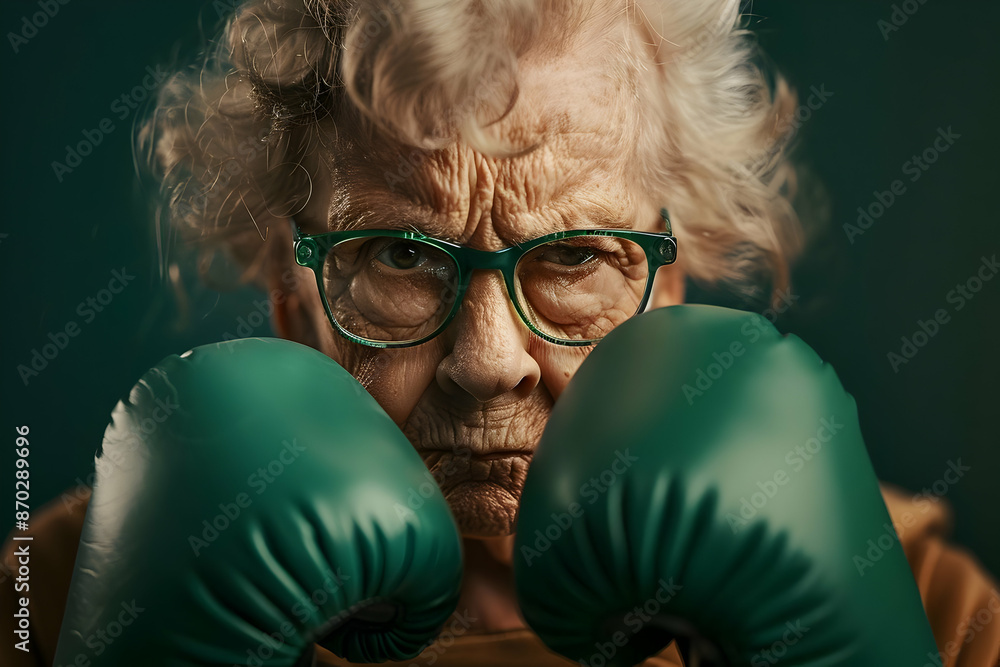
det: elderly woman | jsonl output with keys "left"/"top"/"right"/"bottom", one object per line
{"left": 3, "top": 1, "right": 998, "bottom": 666}
{"left": 151, "top": 0, "right": 798, "bottom": 534}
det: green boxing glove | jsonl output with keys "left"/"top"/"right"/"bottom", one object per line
{"left": 514, "top": 305, "right": 938, "bottom": 666}
{"left": 54, "top": 338, "right": 462, "bottom": 666}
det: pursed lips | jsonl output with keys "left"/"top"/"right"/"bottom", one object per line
{"left": 402, "top": 403, "right": 550, "bottom": 461}
{"left": 400, "top": 390, "right": 552, "bottom": 498}
{"left": 419, "top": 447, "right": 533, "bottom": 485}
{"left": 401, "top": 398, "right": 550, "bottom": 534}
{"left": 419, "top": 447, "right": 535, "bottom": 460}
{"left": 473, "top": 450, "right": 534, "bottom": 460}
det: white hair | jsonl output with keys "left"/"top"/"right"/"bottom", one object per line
{"left": 141, "top": 0, "right": 805, "bottom": 307}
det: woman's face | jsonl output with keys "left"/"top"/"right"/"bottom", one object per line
{"left": 278, "top": 50, "right": 685, "bottom": 537}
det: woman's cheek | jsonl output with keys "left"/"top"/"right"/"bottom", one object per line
{"left": 355, "top": 345, "right": 444, "bottom": 425}
{"left": 532, "top": 341, "right": 593, "bottom": 401}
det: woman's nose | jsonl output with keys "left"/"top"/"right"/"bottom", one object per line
{"left": 435, "top": 271, "right": 542, "bottom": 404}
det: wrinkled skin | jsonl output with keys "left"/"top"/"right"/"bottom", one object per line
{"left": 268, "top": 33, "right": 684, "bottom": 632}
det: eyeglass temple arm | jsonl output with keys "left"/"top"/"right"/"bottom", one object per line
{"left": 289, "top": 217, "right": 304, "bottom": 242}
{"left": 660, "top": 208, "right": 673, "bottom": 236}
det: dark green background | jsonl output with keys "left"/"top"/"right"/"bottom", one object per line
{"left": 2, "top": 1, "right": 998, "bottom": 579}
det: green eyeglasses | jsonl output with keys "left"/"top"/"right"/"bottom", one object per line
{"left": 292, "top": 210, "right": 677, "bottom": 348}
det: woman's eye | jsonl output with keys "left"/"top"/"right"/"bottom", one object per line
{"left": 375, "top": 241, "right": 426, "bottom": 270}
{"left": 538, "top": 245, "right": 597, "bottom": 266}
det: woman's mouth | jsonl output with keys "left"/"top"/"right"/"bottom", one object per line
{"left": 419, "top": 447, "right": 533, "bottom": 536}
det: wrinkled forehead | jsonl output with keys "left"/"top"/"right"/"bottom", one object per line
{"left": 321, "top": 22, "right": 653, "bottom": 246}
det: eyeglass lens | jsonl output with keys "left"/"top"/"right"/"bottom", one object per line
{"left": 322, "top": 235, "right": 650, "bottom": 344}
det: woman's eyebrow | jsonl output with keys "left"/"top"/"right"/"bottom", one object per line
{"left": 329, "top": 202, "right": 463, "bottom": 242}
{"left": 504, "top": 204, "right": 635, "bottom": 243}
{"left": 328, "top": 196, "right": 636, "bottom": 244}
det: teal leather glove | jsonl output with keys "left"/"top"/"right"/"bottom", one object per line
{"left": 54, "top": 338, "right": 462, "bottom": 666}
{"left": 514, "top": 305, "right": 938, "bottom": 666}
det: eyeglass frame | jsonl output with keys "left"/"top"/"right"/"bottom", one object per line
{"left": 291, "top": 209, "right": 678, "bottom": 348}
